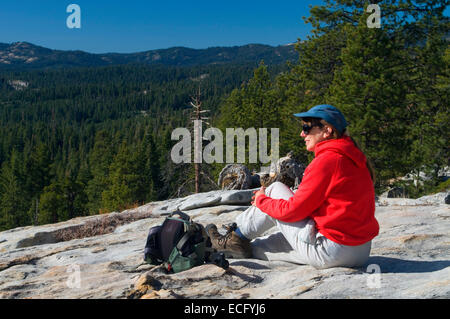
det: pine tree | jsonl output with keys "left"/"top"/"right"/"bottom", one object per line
{"left": 0, "top": 151, "right": 28, "bottom": 229}
{"left": 272, "top": 3, "right": 349, "bottom": 164}
{"left": 142, "top": 131, "right": 160, "bottom": 201}
{"left": 133, "top": 131, "right": 159, "bottom": 203}
{"left": 403, "top": 14, "right": 450, "bottom": 195}
{"left": 101, "top": 141, "right": 141, "bottom": 212}
{"left": 326, "top": 14, "right": 411, "bottom": 188}
{"left": 85, "top": 130, "right": 114, "bottom": 214}
{"left": 38, "top": 173, "right": 88, "bottom": 224}
{"left": 38, "top": 182, "right": 64, "bottom": 225}
{"left": 217, "top": 62, "right": 281, "bottom": 171}
{"left": 24, "top": 143, "right": 53, "bottom": 224}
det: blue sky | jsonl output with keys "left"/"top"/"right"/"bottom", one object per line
{"left": 1, "top": 1, "right": 448, "bottom": 54}
{"left": 0, "top": 0, "right": 327, "bottom": 53}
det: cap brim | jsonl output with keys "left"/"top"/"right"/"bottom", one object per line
{"left": 293, "top": 112, "right": 315, "bottom": 118}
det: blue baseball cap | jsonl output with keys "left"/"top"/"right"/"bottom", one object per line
{"left": 294, "top": 104, "right": 348, "bottom": 134}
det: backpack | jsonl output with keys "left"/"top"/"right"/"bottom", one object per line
{"left": 144, "top": 210, "right": 229, "bottom": 273}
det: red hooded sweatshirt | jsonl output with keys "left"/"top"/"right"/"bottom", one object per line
{"left": 256, "top": 136, "right": 379, "bottom": 246}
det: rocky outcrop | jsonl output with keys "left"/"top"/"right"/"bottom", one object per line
{"left": 217, "top": 152, "right": 305, "bottom": 190}
{"left": 0, "top": 190, "right": 448, "bottom": 299}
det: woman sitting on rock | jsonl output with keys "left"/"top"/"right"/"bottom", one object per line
{"left": 206, "top": 104, "right": 379, "bottom": 269}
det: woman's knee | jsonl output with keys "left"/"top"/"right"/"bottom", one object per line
{"left": 266, "top": 181, "right": 287, "bottom": 191}
{"left": 266, "top": 182, "right": 294, "bottom": 199}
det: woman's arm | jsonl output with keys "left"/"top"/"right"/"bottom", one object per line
{"left": 255, "top": 154, "right": 338, "bottom": 222}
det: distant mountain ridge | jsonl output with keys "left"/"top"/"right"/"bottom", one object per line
{"left": 0, "top": 42, "right": 298, "bottom": 70}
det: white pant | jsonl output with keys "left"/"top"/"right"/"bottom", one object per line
{"left": 236, "top": 182, "right": 371, "bottom": 269}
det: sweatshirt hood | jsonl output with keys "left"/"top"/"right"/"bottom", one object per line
{"left": 314, "top": 136, "right": 367, "bottom": 168}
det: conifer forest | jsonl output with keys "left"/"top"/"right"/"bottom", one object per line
{"left": 0, "top": 1, "right": 448, "bottom": 230}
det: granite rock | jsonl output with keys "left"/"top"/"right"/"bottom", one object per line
{"left": 0, "top": 190, "right": 448, "bottom": 299}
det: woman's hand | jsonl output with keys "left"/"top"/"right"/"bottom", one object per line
{"left": 251, "top": 186, "right": 266, "bottom": 206}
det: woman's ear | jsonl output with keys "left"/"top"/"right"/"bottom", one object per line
{"left": 324, "top": 126, "right": 333, "bottom": 138}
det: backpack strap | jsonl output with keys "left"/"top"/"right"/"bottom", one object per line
{"left": 176, "top": 231, "right": 193, "bottom": 251}
{"left": 166, "top": 230, "right": 199, "bottom": 273}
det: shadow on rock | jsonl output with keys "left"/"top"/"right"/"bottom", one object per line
{"left": 365, "top": 256, "right": 450, "bottom": 273}
{"left": 227, "top": 267, "right": 264, "bottom": 284}
{"left": 229, "top": 261, "right": 271, "bottom": 270}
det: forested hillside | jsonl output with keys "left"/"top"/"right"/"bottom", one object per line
{"left": 0, "top": 0, "right": 448, "bottom": 231}
{"left": 0, "top": 63, "right": 286, "bottom": 230}
{"left": 0, "top": 42, "right": 298, "bottom": 70}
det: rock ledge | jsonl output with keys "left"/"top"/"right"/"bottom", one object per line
{"left": 0, "top": 190, "right": 448, "bottom": 299}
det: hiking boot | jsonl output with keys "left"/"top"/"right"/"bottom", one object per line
{"left": 205, "top": 223, "right": 252, "bottom": 259}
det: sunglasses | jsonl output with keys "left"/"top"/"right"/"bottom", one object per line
{"left": 302, "top": 123, "right": 323, "bottom": 135}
